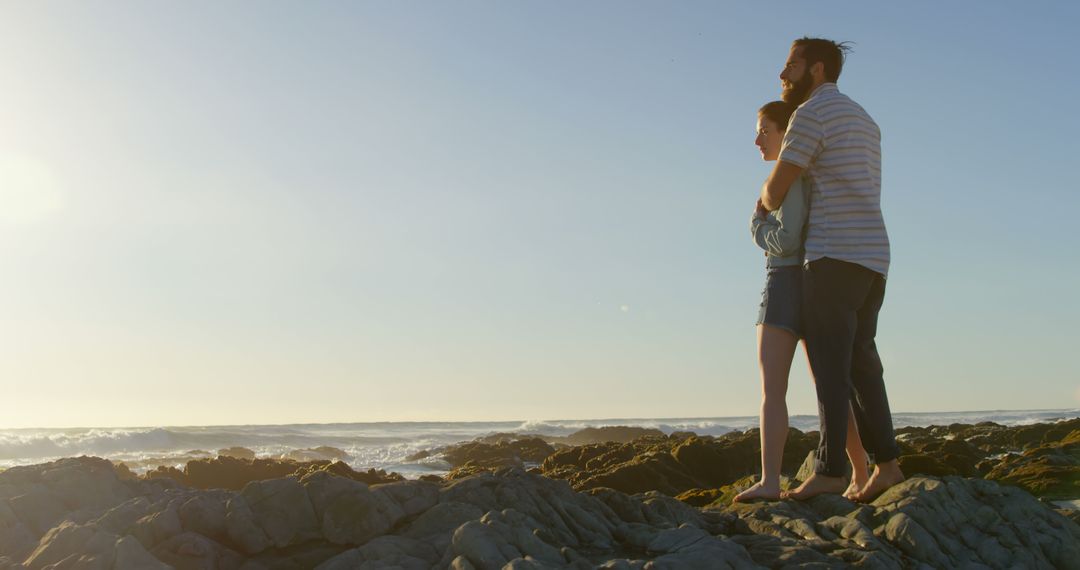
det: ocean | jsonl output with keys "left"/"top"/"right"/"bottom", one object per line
{"left": 2, "top": 409, "right": 1076, "bottom": 479}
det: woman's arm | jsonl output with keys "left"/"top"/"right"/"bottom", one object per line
{"left": 751, "top": 177, "right": 808, "bottom": 257}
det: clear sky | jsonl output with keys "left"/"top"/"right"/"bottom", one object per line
{"left": 1, "top": 2, "right": 1077, "bottom": 428}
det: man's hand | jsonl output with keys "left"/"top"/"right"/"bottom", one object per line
{"left": 754, "top": 198, "right": 768, "bottom": 219}
{"left": 760, "top": 160, "right": 804, "bottom": 211}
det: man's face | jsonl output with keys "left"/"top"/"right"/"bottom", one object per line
{"left": 780, "top": 47, "right": 814, "bottom": 105}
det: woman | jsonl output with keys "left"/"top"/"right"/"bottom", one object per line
{"left": 733, "top": 101, "right": 870, "bottom": 502}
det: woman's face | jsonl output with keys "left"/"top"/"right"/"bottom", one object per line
{"left": 755, "top": 116, "right": 784, "bottom": 162}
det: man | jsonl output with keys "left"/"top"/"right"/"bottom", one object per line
{"left": 759, "top": 37, "right": 904, "bottom": 501}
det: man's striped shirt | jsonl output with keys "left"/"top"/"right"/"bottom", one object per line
{"left": 778, "top": 83, "right": 890, "bottom": 277}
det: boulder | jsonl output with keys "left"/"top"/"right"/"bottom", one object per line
{"left": 217, "top": 447, "right": 256, "bottom": 461}
{"left": 238, "top": 476, "right": 321, "bottom": 549}
{"left": 984, "top": 430, "right": 1080, "bottom": 500}
{"left": 282, "top": 446, "right": 350, "bottom": 463}
{"left": 144, "top": 455, "right": 403, "bottom": 491}
{"left": 316, "top": 535, "right": 440, "bottom": 570}
{"left": 442, "top": 438, "right": 556, "bottom": 471}
{"left": 301, "top": 470, "right": 402, "bottom": 546}
{"left": 150, "top": 531, "right": 245, "bottom": 569}
{"left": 556, "top": 426, "right": 666, "bottom": 445}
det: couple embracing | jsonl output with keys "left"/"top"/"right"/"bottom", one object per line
{"left": 736, "top": 38, "right": 905, "bottom": 503}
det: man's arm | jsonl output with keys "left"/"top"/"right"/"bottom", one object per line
{"left": 760, "top": 160, "right": 804, "bottom": 211}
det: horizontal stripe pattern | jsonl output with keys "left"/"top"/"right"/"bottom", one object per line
{"left": 778, "top": 83, "right": 890, "bottom": 276}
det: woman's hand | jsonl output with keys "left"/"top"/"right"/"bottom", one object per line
{"left": 754, "top": 198, "right": 768, "bottom": 219}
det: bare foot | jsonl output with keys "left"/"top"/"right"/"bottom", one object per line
{"left": 852, "top": 460, "right": 905, "bottom": 503}
{"left": 733, "top": 480, "right": 781, "bottom": 503}
{"left": 843, "top": 472, "right": 870, "bottom": 500}
{"left": 781, "top": 473, "right": 847, "bottom": 500}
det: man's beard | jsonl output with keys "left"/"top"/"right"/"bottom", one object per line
{"left": 782, "top": 71, "right": 814, "bottom": 105}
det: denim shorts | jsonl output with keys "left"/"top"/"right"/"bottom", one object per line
{"left": 755, "top": 265, "right": 803, "bottom": 337}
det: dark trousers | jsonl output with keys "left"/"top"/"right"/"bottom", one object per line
{"left": 802, "top": 257, "right": 900, "bottom": 476}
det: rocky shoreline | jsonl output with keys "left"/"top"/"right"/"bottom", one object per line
{"left": 0, "top": 419, "right": 1077, "bottom": 568}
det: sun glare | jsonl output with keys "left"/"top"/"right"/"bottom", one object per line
{"left": 0, "top": 154, "right": 64, "bottom": 225}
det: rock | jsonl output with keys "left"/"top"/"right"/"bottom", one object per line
{"left": 898, "top": 454, "right": 960, "bottom": 477}
{"left": 37, "top": 457, "right": 136, "bottom": 511}
{"left": 674, "top": 487, "right": 727, "bottom": 507}
{"left": 674, "top": 430, "right": 813, "bottom": 489}
{"left": 301, "top": 470, "right": 402, "bottom": 546}
{"left": 291, "top": 459, "right": 405, "bottom": 485}
{"left": 646, "top": 525, "right": 757, "bottom": 569}
{"left": 281, "top": 446, "right": 350, "bottom": 463}
{"left": 402, "top": 500, "right": 485, "bottom": 554}
{"left": 238, "top": 476, "right": 321, "bottom": 549}
{"left": 130, "top": 500, "right": 183, "bottom": 549}
{"left": 405, "top": 449, "right": 433, "bottom": 462}
{"left": 372, "top": 479, "right": 440, "bottom": 519}
{"left": 6, "top": 488, "right": 67, "bottom": 537}
{"left": 151, "top": 531, "right": 245, "bottom": 569}
{"left": 541, "top": 429, "right": 816, "bottom": 500}
{"left": 872, "top": 477, "right": 1080, "bottom": 568}
{"left": 449, "top": 511, "right": 565, "bottom": 570}
{"left": 217, "top": 447, "right": 256, "bottom": 461}
{"left": 441, "top": 468, "right": 620, "bottom": 551}
{"left": 178, "top": 491, "right": 230, "bottom": 542}
{"left": 984, "top": 431, "right": 1080, "bottom": 500}
{"left": 144, "top": 455, "right": 403, "bottom": 491}
{"left": 2, "top": 425, "right": 1080, "bottom": 570}
{"left": 21, "top": 522, "right": 127, "bottom": 569}
{"left": 0, "top": 556, "right": 25, "bottom": 570}
{"left": 114, "top": 535, "right": 171, "bottom": 569}
{"left": 442, "top": 438, "right": 556, "bottom": 472}
{"left": 316, "top": 535, "right": 439, "bottom": 570}
{"left": 721, "top": 475, "right": 1080, "bottom": 568}
{"left": 557, "top": 426, "right": 666, "bottom": 445}
{"left": 0, "top": 457, "right": 137, "bottom": 542}
{"left": 91, "top": 496, "right": 155, "bottom": 535}
{"left": 223, "top": 493, "right": 273, "bottom": 555}
{"left": 0, "top": 501, "right": 34, "bottom": 562}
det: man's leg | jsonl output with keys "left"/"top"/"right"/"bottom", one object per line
{"left": 785, "top": 258, "right": 872, "bottom": 499}
{"left": 849, "top": 273, "right": 905, "bottom": 501}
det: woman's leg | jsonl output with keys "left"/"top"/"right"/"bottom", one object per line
{"left": 844, "top": 403, "right": 870, "bottom": 498}
{"left": 734, "top": 323, "right": 798, "bottom": 502}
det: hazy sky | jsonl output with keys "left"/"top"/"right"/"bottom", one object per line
{"left": 1, "top": 2, "right": 1077, "bottom": 428}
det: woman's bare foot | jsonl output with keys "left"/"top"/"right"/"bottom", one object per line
{"left": 843, "top": 472, "right": 870, "bottom": 500}
{"left": 781, "top": 473, "right": 847, "bottom": 500}
{"left": 733, "top": 480, "right": 781, "bottom": 503}
{"left": 852, "top": 460, "right": 905, "bottom": 503}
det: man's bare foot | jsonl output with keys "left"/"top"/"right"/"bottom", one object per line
{"left": 733, "top": 480, "right": 781, "bottom": 503}
{"left": 852, "top": 460, "right": 905, "bottom": 503}
{"left": 782, "top": 473, "right": 847, "bottom": 500}
{"left": 843, "top": 472, "right": 870, "bottom": 500}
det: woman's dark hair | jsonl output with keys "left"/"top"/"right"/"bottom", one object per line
{"left": 758, "top": 101, "right": 796, "bottom": 132}
{"left": 792, "top": 37, "right": 853, "bottom": 83}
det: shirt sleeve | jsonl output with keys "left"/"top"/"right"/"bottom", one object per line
{"left": 778, "top": 107, "right": 824, "bottom": 169}
{"left": 751, "top": 178, "right": 808, "bottom": 257}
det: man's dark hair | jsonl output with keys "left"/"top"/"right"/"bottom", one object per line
{"left": 792, "top": 37, "right": 853, "bottom": 83}
{"left": 758, "top": 101, "right": 796, "bottom": 132}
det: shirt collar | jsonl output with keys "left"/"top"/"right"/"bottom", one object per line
{"left": 807, "top": 82, "right": 838, "bottom": 101}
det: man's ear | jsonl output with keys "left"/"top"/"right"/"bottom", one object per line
{"left": 810, "top": 61, "right": 826, "bottom": 82}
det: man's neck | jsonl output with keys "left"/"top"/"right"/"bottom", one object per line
{"left": 801, "top": 80, "right": 833, "bottom": 104}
